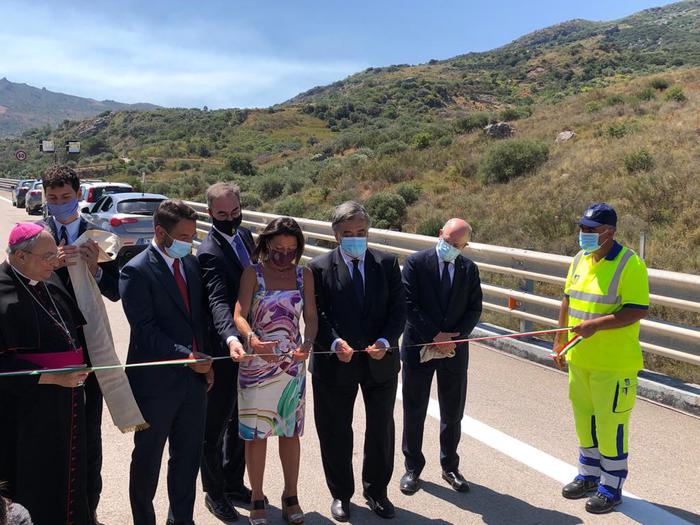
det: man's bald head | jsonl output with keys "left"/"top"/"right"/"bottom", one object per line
{"left": 439, "top": 218, "right": 472, "bottom": 249}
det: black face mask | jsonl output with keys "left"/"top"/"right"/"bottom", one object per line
{"left": 212, "top": 215, "right": 242, "bottom": 236}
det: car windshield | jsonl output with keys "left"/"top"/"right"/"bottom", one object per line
{"left": 20, "top": 182, "right": 31, "bottom": 188}
{"left": 93, "top": 186, "right": 133, "bottom": 201}
{"left": 116, "top": 199, "right": 164, "bottom": 215}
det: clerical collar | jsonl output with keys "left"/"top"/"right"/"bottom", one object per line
{"left": 10, "top": 265, "right": 39, "bottom": 286}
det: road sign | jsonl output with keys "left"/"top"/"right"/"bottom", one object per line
{"left": 66, "top": 141, "right": 81, "bottom": 154}
{"left": 40, "top": 140, "right": 55, "bottom": 153}
{"left": 15, "top": 150, "right": 27, "bottom": 161}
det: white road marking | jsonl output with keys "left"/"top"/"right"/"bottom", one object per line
{"left": 0, "top": 195, "right": 13, "bottom": 204}
{"left": 397, "top": 387, "right": 691, "bottom": 525}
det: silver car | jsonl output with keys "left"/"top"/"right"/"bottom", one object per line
{"left": 82, "top": 192, "right": 167, "bottom": 247}
{"left": 24, "top": 180, "right": 43, "bottom": 215}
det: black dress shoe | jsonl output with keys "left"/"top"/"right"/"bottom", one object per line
{"left": 399, "top": 471, "right": 421, "bottom": 495}
{"left": 225, "top": 485, "right": 254, "bottom": 504}
{"left": 363, "top": 491, "right": 395, "bottom": 519}
{"left": 442, "top": 471, "right": 470, "bottom": 492}
{"left": 562, "top": 477, "right": 598, "bottom": 499}
{"left": 330, "top": 499, "right": 350, "bottom": 522}
{"left": 585, "top": 492, "right": 621, "bottom": 514}
{"left": 205, "top": 493, "right": 240, "bottom": 522}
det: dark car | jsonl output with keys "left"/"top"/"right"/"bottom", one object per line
{"left": 11, "top": 179, "right": 33, "bottom": 208}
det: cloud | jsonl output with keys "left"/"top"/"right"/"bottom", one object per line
{"left": 0, "top": 1, "right": 366, "bottom": 108}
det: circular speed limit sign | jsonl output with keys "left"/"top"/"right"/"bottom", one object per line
{"left": 15, "top": 150, "right": 27, "bottom": 161}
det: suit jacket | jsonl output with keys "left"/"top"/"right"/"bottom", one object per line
{"left": 401, "top": 248, "right": 483, "bottom": 369}
{"left": 308, "top": 247, "right": 406, "bottom": 385}
{"left": 43, "top": 215, "right": 120, "bottom": 302}
{"left": 119, "top": 245, "right": 207, "bottom": 398}
{"left": 197, "top": 227, "right": 254, "bottom": 356}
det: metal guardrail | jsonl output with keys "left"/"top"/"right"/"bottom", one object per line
{"left": 185, "top": 201, "right": 700, "bottom": 367}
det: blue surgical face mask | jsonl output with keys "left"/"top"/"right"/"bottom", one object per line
{"left": 340, "top": 237, "right": 367, "bottom": 260}
{"left": 437, "top": 238, "right": 461, "bottom": 263}
{"left": 48, "top": 199, "right": 79, "bottom": 223}
{"left": 578, "top": 231, "right": 601, "bottom": 253}
{"left": 165, "top": 233, "right": 192, "bottom": 259}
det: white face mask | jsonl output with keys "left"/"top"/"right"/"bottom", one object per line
{"left": 437, "top": 238, "right": 461, "bottom": 262}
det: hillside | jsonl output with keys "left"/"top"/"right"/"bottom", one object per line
{"left": 0, "top": 0, "right": 699, "bottom": 278}
{"left": 0, "top": 78, "right": 158, "bottom": 136}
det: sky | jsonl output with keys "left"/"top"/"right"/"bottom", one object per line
{"left": 0, "top": 0, "right": 678, "bottom": 109}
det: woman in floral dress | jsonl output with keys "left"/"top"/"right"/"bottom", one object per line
{"left": 234, "top": 217, "right": 317, "bottom": 525}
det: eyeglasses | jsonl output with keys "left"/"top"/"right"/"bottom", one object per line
{"left": 27, "top": 251, "right": 59, "bottom": 263}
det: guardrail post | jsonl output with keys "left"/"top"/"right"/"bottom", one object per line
{"left": 519, "top": 278, "right": 534, "bottom": 334}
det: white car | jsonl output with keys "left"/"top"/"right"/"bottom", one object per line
{"left": 83, "top": 192, "right": 167, "bottom": 247}
{"left": 78, "top": 182, "right": 134, "bottom": 212}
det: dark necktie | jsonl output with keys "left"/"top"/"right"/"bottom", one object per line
{"left": 172, "top": 258, "right": 197, "bottom": 352}
{"left": 60, "top": 225, "right": 69, "bottom": 245}
{"left": 352, "top": 259, "right": 364, "bottom": 306}
{"left": 440, "top": 261, "right": 452, "bottom": 310}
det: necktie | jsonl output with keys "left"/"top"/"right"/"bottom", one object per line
{"left": 172, "top": 258, "right": 197, "bottom": 352}
{"left": 60, "top": 225, "right": 69, "bottom": 245}
{"left": 233, "top": 235, "right": 251, "bottom": 268}
{"left": 440, "top": 261, "right": 451, "bottom": 311}
{"left": 352, "top": 259, "right": 364, "bottom": 306}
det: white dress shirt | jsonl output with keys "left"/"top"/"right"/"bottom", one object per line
{"left": 55, "top": 216, "right": 103, "bottom": 282}
{"left": 151, "top": 240, "right": 187, "bottom": 282}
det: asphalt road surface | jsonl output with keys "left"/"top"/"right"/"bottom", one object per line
{"left": 1, "top": 193, "right": 698, "bottom": 525}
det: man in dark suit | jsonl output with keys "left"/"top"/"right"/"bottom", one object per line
{"left": 120, "top": 200, "right": 212, "bottom": 525}
{"left": 399, "top": 218, "right": 482, "bottom": 495}
{"left": 41, "top": 165, "right": 120, "bottom": 523}
{"left": 309, "top": 201, "right": 406, "bottom": 521}
{"left": 197, "top": 182, "right": 253, "bottom": 521}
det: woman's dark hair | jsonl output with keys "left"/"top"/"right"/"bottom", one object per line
{"left": 253, "top": 217, "right": 305, "bottom": 264}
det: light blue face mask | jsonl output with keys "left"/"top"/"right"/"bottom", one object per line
{"left": 340, "top": 237, "right": 367, "bottom": 260}
{"left": 165, "top": 233, "right": 192, "bottom": 259}
{"left": 578, "top": 231, "right": 601, "bottom": 253}
{"left": 436, "top": 238, "right": 461, "bottom": 263}
{"left": 48, "top": 199, "right": 79, "bottom": 223}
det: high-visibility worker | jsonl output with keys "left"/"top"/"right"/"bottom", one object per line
{"left": 554, "top": 203, "right": 649, "bottom": 514}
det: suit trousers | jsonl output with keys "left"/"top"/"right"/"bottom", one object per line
{"left": 313, "top": 370, "right": 397, "bottom": 501}
{"left": 401, "top": 358, "right": 468, "bottom": 475}
{"left": 130, "top": 374, "right": 207, "bottom": 525}
{"left": 84, "top": 368, "right": 103, "bottom": 517}
{"left": 201, "top": 358, "right": 245, "bottom": 497}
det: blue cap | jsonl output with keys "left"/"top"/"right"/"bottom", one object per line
{"left": 578, "top": 203, "right": 617, "bottom": 227}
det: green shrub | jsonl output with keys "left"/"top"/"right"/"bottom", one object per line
{"left": 624, "top": 148, "right": 655, "bottom": 173}
{"left": 284, "top": 175, "right": 311, "bottom": 195}
{"left": 274, "top": 196, "right": 306, "bottom": 217}
{"left": 585, "top": 101, "right": 602, "bottom": 113}
{"left": 177, "top": 161, "right": 191, "bottom": 171}
{"left": 636, "top": 87, "right": 656, "bottom": 101}
{"left": 499, "top": 106, "right": 532, "bottom": 121}
{"left": 478, "top": 139, "right": 549, "bottom": 184}
{"left": 241, "top": 193, "right": 262, "bottom": 210}
{"left": 664, "top": 85, "right": 686, "bottom": 103}
{"left": 376, "top": 140, "right": 408, "bottom": 155}
{"left": 454, "top": 113, "right": 489, "bottom": 133}
{"left": 607, "top": 123, "right": 629, "bottom": 139}
{"left": 416, "top": 216, "right": 445, "bottom": 237}
{"left": 227, "top": 154, "right": 256, "bottom": 176}
{"left": 395, "top": 182, "right": 422, "bottom": 206}
{"left": 364, "top": 192, "right": 407, "bottom": 230}
{"left": 256, "top": 175, "right": 285, "bottom": 200}
{"left": 412, "top": 132, "right": 432, "bottom": 150}
{"left": 605, "top": 94, "right": 625, "bottom": 106}
{"left": 649, "top": 78, "right": 670, "bottom": 90}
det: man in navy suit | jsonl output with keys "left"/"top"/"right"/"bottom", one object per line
{"left": 309, "top": 201, "right": 406, "bottom": 521}
{"left": 399, "top": 218, "right": 482, "bottom": 495}
{"left": 197, "top": 182, "right": 253, "bottom": 521}
{"left": 120, "top": 200, "right": 212, "bottom": 525}
{"left": 41, "top": 165, "right": 120, "bottom": 523}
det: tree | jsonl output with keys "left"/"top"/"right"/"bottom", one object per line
{"left": 364, "top": 192, "right": 407, "bottom": 230}
{"left": 227, "top": 154, "right": 256, "bottom": 176}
